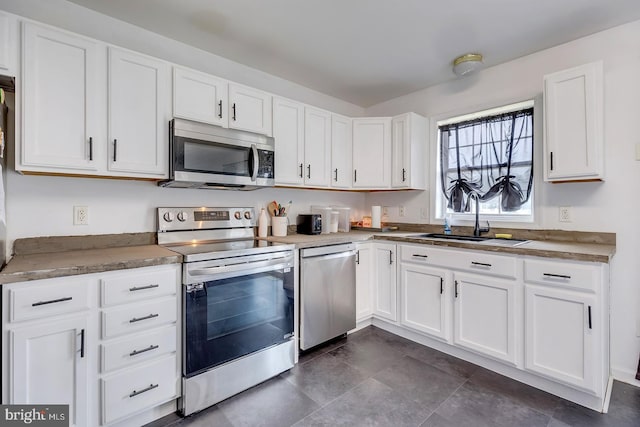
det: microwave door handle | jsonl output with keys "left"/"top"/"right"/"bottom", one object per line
{"left": 250, "top": 144, "right": 259, "bottom": 182}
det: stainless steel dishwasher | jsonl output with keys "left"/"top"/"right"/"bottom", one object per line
{"left": 299, "top": 243, "right": 357, "bottom": 350}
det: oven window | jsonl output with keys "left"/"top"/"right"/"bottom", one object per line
{"left": 183, "top": 139, "right": 250, "bottom": 176}
{"left": 184, "top": 268, "right": 294, "bottom": 377}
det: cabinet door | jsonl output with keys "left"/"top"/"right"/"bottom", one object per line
{"left": 331, "top": 114, "right": 353, "bottom": 189}
{"left": 173, "top": 66, "right": 228, "bottom": 127}
{"left": 373, "top": 243, "right": 397, "bottom": 321}
{"left": 21, "top": 23, "right": 104, "bottom": 172}
{"left": 0, "top": 12, "right": 15, "bottom": 74}
{"left": 544, "top": 61, "right": 603, "bottom": 181}
{"left": 355, "top": 243, "right": 373, "bottom": 321}
{"left": 391, "top": 113, "right": 426, "bottom": 189}
{"left": 400, "top": 264, "right": 449, "bottom": 341}
{"left": 228, "top": 83, "right": 272, "bottom": 136}
{"left": 525, "top": 285, "right": 598, "bottom": 393}
{"left": 273, "top": 97, "right": 304, "bottom": 186}
{"left": 352, "top": 118, "right": 391, "bottom": 189}
{"left": 453, "top": 272, "right": 516, "bottom": 365}
{"left": 304, "top": 107, "right": 331, "bottom": 187}
{"left": 10, "top": 315, "right": 89, "bottom": 427}
{"left": 108, "top": 48, "right": 169, "bottom": 177}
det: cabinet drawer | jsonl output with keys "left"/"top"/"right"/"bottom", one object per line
{"left": 524, "top": 258, "right": 599, "bottom": 292}
{"left": 101, "top": 266, "right": 177, "bottom": 307}
{"left": 9, "top": 277, "right": 91, "bottom": 322}
{"left": 102, "top": 297, "right": 177, "bottom": 339}
{"left": 400, "top": 244, "right": 517, "bottom": 279}
{"left": 101, "top": 325, "right": 177, "bottom": 373}
{"left": 102, "top": 355, "right": 178, "bottom": 425}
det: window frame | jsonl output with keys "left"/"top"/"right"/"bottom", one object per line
{"left": 432, "top": 99, "right": 539, "bottom": 225}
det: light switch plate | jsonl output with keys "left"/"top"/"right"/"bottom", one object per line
{"left": 636, "top": 143, "right": 640, "bottom": 161}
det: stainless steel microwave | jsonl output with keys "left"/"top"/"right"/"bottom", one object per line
{"left": 159, "top": 118, "right": 275, "bottom": 190}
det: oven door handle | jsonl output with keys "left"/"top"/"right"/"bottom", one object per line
{"left": 189, "top": 257, "right": 292, "bottom": 278}
{"left": 250, "top": 144, "right": 259, "bottom": 182}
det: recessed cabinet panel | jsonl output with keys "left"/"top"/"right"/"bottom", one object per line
{"left": 525, "top": 285, "right": 598, "bottom": 393}
{"left": 273, "top": 97, "right": 305, "bottom": 186}
{"left": 304, "top": 107, "right": 331, "bottom": 187}
{"left": 331, "top": 114, "right": 353, "bottom": 189}
{"left": 21, "top": 23, "right": 103, "bottom": 171}
{"left": 228, "top": 83, "right": 272, "bottom": 136}
{"left": 108, "top": 48, "right": 169, "bottom": 176}
{"left": 355, "top": 243, "right": 373, "bottom": 321}
{"left": 373, "top": 243, "right": 397, "bottom": 321}
{"left": 0, "top": 12, "right": 16, "bottom": 74}
{"left": 352, "top": 118, "right": 391, "bottom": 189}
{"left": 173, "top": 66, "right": 228, "bottom": 127}
{"left": 11, "top": 316, "right": 89, "bottom": 427}
{"left": 544, "top": 61, "right": 604, "bottom": 181}
{"left": 400, "top": 264, "right": 449, "bottom": 340}
{"left": 453, "top": 272, "right": 516, "bottom": 365}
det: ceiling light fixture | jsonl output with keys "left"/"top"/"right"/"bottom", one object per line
{"left": 452, "top": 53, "right": 483, "bottom": 77}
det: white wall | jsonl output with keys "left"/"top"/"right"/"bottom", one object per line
{"left": 365, "top": 20, "right": 640, "bottom": 385}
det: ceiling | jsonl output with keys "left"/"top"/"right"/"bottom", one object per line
{"left": 67, "top": 0, "right": 640, "bottom": 107}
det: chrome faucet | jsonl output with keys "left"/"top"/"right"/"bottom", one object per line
{"left": 470, "top": 193, "right": 490, "bottom": 237}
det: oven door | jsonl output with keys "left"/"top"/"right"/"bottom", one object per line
{"left": 170, "top": 119, "right": 274, "bottom": 187}
{"left": 184, "top": 259, "right": 295, "bottom": 377}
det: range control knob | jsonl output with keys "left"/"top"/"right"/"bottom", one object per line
{"left": 234, "top": 211, "right": 242, "bottom": 220}
{"left": 163, "top": 212, "right": 174, "bottom": 222}
{"left": 177, "top": 211, "right": 188, "bottom": 222}
{"left": 244, "top": 211, "right": 252, "bottom": 220}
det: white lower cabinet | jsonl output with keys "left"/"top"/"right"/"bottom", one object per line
{"left": 389, "top": 243, "right": 609, "bottom": 410}
{"left": 372, "top": 243, "right": 397, "bottom": 322}
{"left": 453, "top": 272, "right": 517, "bottom": 365}
{"left": 400, "top": 263, "right": 449, "bottom": 341}
{"left": 10, "top": 315, "right": 90, "bottom": 427}
{"left": 2, "top": 264, "right": 181, "bottom": 427}
{"left": 355, "top": 242, "right": 373, "bottom": 321}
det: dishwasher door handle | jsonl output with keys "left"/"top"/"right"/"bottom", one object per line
{"left": 301, "top": 250, "right": 357, "bottom": 262}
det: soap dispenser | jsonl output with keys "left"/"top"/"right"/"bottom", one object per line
{"left": 444, "top": 214, "right": 452, "bottom": 235}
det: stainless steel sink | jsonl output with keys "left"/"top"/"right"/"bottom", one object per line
{"left": 409, "top": 233, "right": 530, "bottom": 247}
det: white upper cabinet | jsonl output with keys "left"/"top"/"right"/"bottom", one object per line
{"left": 544, "top": 61, "right": 604, "bottom": 182}
{"left": 273, "top": 97, "right": 305, "bottom": 186}
{"left": 352, "top": 118, "right": 392, "bottom": 189}
{"left": 228, "top": 83, "right": 272, "bottom": 136}
{"left": 304, "top": 107, "right": 332, "bottom": 187}
{"left": 391, "top": 112, "right": 427, "bottom": 189}
{"left": 21, "top": 22, "right": 105, "bottom": 172}
{"left": 173, "top": 66, "right": 228, "bottom": 128}
{"left": 0, "top": 12, "right": 17, "bottom": 75}
{"left": 331, "top": 114, "right": 353, "bottom": 189}
{"left": 108, "top": 47, "right": 169, "bottom": 177}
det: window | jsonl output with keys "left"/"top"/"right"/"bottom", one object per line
{"left": 436, "top": 101, "right": 534, "bottom": 221}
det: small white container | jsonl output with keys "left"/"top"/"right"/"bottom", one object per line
{"left": 330, "top": 211, "right": 339, "bottom": 233}
{"left": 271, "top": 216, "right": 288, "bottom": 237}
{"left": 332, "top": 207, "right": 351, "bottom": 232}
{"left": 258, "top": 208, "right": 268, "bottom": 238}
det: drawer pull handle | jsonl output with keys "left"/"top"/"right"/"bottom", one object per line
{"left": 129, "top": 384, "right": 158, "bottom": 398}
{"left": 412, "top": 254, "right": 428, "bottom": 258}
{"left": 543, "top": 273, "right": 571, "bottom": 279}
{"left": 129, "top": 344, "right": 159, "bottom": 357}
{"left": 129, "top": 284, "right": 160, "bottom": 292}
{"left": 471, "top": 261, "right": 492, "bottom": 267}
{"left": 32, "top": 296, "right": 73, "bottom": 307}
{"left": 129, "top": 313, "right": 159, "bottom": 323}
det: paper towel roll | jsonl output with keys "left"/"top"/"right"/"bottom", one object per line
{"left": 371, "top": 206, "right": 381, "bottom": 229}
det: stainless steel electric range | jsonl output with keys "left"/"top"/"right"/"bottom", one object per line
{"left": 157, "top": 207, "right": 296, "bottom": 416}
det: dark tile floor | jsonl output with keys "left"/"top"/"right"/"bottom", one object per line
{"left": 148, "top": 326, "right": 640, "bottom": 427}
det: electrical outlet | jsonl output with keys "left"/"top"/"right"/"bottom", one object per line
{"left": 74, "top": 206, "right": 89, "bottom": 225}
{"left": 399, "top": 206, "right": 406, "bottom": 217}
{"left": 382, "top": 206, "right": 389, "bottom": 216}
{"left": 420, "top": 208, "right": 429, "bottom": 220}
{"left": 559, "top": 206, "right": 571, "bottom": 223}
